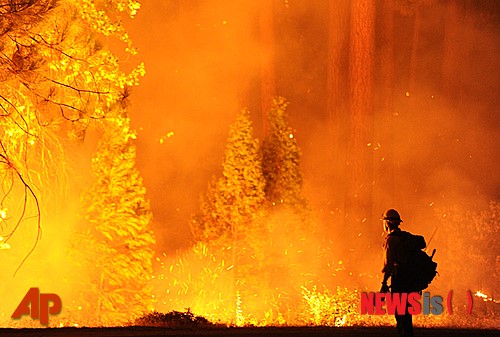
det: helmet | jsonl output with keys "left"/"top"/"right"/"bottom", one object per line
{"left": 381, "top": 209, "right": 403, "bottom": 222}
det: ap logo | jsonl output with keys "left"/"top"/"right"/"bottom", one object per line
{"left": 11, "top": 288, "right": 62, "bottom": 325}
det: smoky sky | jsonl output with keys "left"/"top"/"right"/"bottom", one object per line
{"left": 120, "top": 0, "right": 500, "bottom": 254}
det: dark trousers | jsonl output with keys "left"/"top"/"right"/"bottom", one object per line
{"left": 395, "top": 309, "right": 413, "bottom": 337}
{"left": 392, "top": 280, "right": 414, "bottom": 337}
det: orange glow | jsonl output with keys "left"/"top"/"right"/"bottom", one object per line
{"left": 475, "top": 290, "right": 499, "bottom": 304}
{"left": 1, "top": 0, "right": 499, "bottom": 330}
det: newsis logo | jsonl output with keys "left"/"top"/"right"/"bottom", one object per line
{"left": 11, "top": 288, "right": 62, "bottom": 325}
{"left": 360, "top": 291, "right": 474, "bottom": 316}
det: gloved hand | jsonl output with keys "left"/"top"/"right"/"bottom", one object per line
{"left": 380, "top": 282, "right": 390, "bottom": 293}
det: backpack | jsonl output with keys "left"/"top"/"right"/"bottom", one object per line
{"left": 391, "top": 231, "right": 438, "bottom": 292}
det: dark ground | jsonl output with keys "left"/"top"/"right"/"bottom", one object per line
{"left": 0, "top": 327, "right": 499, "bottom": 337}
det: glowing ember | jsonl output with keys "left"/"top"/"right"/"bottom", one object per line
{"left": 475, "top": 290, "right": 499, "bottom": 304}
{"left": 158, "top": 131, "right": 175, "bottom": 144}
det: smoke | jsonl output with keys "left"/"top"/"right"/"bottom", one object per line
{"left": 121, "top": 0, "right": 498, "bottom": 294}
{"left": 0, "top": 184, "right": 83, "bottom": 326}
{"left": 120, "top": 0, "right": 265, "bottom": 253}
{"left": 3, "top": 0, "right": 498, "bottom": 326}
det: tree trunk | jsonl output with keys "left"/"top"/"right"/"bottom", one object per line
{"left": 327, "top": 0, "right": 350, "bottom": 145}
{"left": 327, "top": 0, "right": 350, "bottom": 188}
{"left": 259, "top": 0, "right": 275, "bottom": 135}
{"left": 346, "top": 0, "right": 376, "bottom": 233}
{"left": 375, "top": 0, "right": 396, "bottom": 211}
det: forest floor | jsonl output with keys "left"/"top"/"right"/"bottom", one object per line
{"left": 0, "top": 326, "right": 499, "bottom": 337}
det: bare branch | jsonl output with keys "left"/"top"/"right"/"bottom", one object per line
{"left": 0, "top": 94, "right": 39, "bottom": 137}
{"left": 0, "top": 139, "right": 41, "bottom": 276}
{"left": 45, "top": 77, "right": 111, "bottom": 95}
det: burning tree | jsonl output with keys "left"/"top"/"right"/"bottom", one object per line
{"left": 262, "top": 97, "right": 307, "bottom": 208}
{"left": 76, "top": 116, "right": 155, "bottom": 325}
{"left": 191, "top": 108, "right": 266, "bottom": 247}
{"left": 0, "top": 0, "right": 144, "bottom": 264}
{"left": 261, "top": 96, "right": 312, "bottom": 244}
{"left": 174, "top": 102, "right": 319, "bottom": 325}
{"left": 189, "top": 109, "right": 267, "bottom": 324}
{"left": 1, "top": 0, "right": 152, "bottom": 326}
{"left": 260, "top": 97, "right": 319, "bottom": 320}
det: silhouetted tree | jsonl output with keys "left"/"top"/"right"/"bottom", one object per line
{"left": 262, "top": 97, "right": 306, "bottom": 209}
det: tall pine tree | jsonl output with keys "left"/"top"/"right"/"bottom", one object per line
{"left": 190, "top": 108, "right": 267, "bottom": 324}
{"left": 262, "top": 97, "right": 306, "bottom": 209}
{"left": 191, "top": 108, "right": 266, "bottom": 246}
{"left": 261, "top": 97, "right": 316, "bottom": 303}
{"left": 0, "top": 0, "right": 144, "bottom": 262}
{"left": 78, "top": 116, "right": 155, "bottom": 325}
